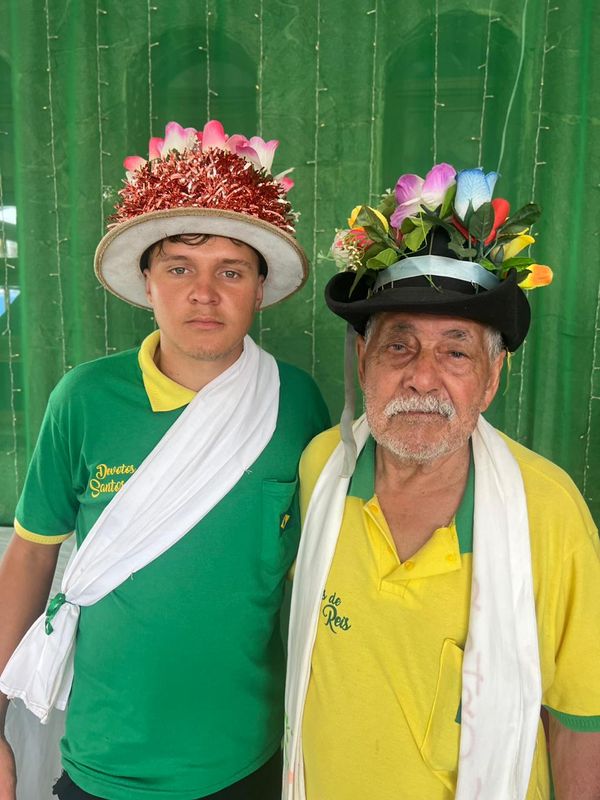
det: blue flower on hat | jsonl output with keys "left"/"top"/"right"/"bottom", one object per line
{"left": 454, "top": 168, "right": 499, "bottom": 221}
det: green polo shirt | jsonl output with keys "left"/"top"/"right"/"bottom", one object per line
{"left": 15, "top": 332, "right": 330, "bottom": 799}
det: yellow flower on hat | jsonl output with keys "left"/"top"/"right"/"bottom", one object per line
{"left": 502, "top": 233, "right": 535, "bottom": 261}
{"left": 518, "top": 264, "right": 553, "bottom": 289}
{"left": 348, "top": 206, "right": 389, "bottom": 231}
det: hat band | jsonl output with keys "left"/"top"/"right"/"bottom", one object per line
{"left": 373, "top": 255, "right": 500, "bottom": 293}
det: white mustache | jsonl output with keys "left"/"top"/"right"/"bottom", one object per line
{"left": 383, "top": 396, "right": 455, "bottom": 420}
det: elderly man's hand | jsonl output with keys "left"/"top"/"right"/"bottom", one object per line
{"left": 0, "top": 736, "right": 16, "bottom": 800}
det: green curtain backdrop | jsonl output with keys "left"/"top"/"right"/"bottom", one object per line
{"left": 0, "top": 0, "right": 599, "bottom": 525}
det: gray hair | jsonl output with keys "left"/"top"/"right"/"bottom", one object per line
{"left": 363, "top": 314, "right": 505, "bottom": 363}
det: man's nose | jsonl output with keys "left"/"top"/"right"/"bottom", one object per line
{"left": 189, "top": 274, "right": 219, "bottom": 304}
{"left": 400, "top": 349, "right": 442, "bottom": 394}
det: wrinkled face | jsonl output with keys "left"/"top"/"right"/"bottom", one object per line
{"left": 143, "top": 236, "right": 264, "bottom": 365}
{"left": 357, "top": 312, "right": 505, "bottom": 465}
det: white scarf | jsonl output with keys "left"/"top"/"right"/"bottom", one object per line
{"left": 284, "top": 414, "right": 542, "bottom": 800}
{"left": 0, "top": 336, "right": 279, "bottom": 724}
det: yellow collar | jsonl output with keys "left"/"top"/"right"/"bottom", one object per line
{"left": 138, "top": 331, "right": 197, "bottom": 412}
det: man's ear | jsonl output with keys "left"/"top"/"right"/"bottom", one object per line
{"left": 254, "top": 274, "right": 265, "bottom": 311}
{"left": 142, "top": 268, "right": 154, "bottom": 307}
{"left": 356, "top": 333, "right": 367, "bottom": 391}
{"left": 481, "top": 350, "right": 506, "bottom": 412}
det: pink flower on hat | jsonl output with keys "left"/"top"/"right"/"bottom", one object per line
{"left": 123, "top": 120, "right": 292, "bottom": 191}
{"left": 390, "top": 163, "right": 456, "bottom": 228}
{"left": 124, "top": 122, "right": 198, "bottom": 176}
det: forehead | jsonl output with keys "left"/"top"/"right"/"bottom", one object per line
{"left": 154, "top": 235, "right": 259, "bottom": 264}
{"left": 371, "top": 311, "right": 487, "bottom": 344}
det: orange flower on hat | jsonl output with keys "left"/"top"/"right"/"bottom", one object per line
{"left": 518, "top": 264, "right": 553, "bottom": 289}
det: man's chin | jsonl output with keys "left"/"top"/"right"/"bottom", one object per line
{"left": 372, "top": 427, "right": 468, "bottom": 465}
{"left": 185, "top": 347, "right": 236, "bottom": 363}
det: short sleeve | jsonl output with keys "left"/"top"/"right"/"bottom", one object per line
{"left": 15, "top": 393, "right": 78, "bottom": 544}
{"left": 542, "top": 514, "right": 600, "bottom": 730}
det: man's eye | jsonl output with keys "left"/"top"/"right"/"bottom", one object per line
{"left": 169, "top": 266, "right": 189, "bottom": 275}
{"left": 448, "top": 350, "right": 467, "bottom": 359}
{"left": 222, "top": 270, "right": 241, "bottom": 279}
{"left": 389, "top": 343, "right": 407, "bottom": 352}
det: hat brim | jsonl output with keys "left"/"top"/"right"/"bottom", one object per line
{"left": 325, "top": 269, "right": 531, "bottom": 352}
{"left": 94, "top": 207, "right": 308, "bottom": 310}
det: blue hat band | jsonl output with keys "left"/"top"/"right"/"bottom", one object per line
{"left": 373, "top": 255, "right": 501, "bottom": 293}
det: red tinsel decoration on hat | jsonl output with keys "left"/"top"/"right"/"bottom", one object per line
{"left": 110, "top": 147, "right": 295, "bottom": 233}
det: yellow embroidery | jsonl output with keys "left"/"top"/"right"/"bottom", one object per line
{"left": 89, "top": 464, "right": 136, "bottom": 498}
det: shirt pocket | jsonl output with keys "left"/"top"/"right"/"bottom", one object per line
{"left": 420, "top": 638, "right": 463, "bottom": 793}
{"left": 261, "top": 478, "right": 301, "bottom": 578}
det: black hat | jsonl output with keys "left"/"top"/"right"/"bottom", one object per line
{"left": 326, "top": 163, "right": 554, "bottom": 353}
{"left": 325, "top": 254, "right": 531, "bottom": 352}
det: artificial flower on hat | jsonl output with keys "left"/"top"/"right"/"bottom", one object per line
{"left": 330, "top": 163, "right": 553, "bottom": 294}
{"left": 115, "top": 119, "right": 296, "bottom": 232}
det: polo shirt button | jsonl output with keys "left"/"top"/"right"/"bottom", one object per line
{"left": 368, "top": 503, "right": 379, "bottom": 514}
{"left": 404, "top": 560, "right": 415, "bottom": 570}
{"left": 446, "top": 553, "right": 457, "bottom": 563}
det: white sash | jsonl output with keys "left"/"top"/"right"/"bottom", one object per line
{"left": 0, "top": 336, "right": 279, "bottom": 724}
{"left": 284, "top": 414, "right": 541, "bottom": 800}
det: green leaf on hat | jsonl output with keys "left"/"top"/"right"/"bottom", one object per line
{"left": 404, "top": 221, "right": 432, "bottom": 252}
{"left": 401, "top": 216, "right": 416, "bottom": 234}
{"left": 478, "top": 257, "right": 497, "bottom": 272}
{"left": 378, "top": 191, "right": 396, "bottom": 220}
{"left": 501, "top": 256, "right": 535, "bottom": 270}
{"left": 363, "top": 242, "right": 386, "bottom": 261}
{"left": 418, "top": 210, "right": 458, "bottom": 236}
{"left": 362, "top": 225, "right": 388, "bottom": 245}
{"left": 448, "top": 240, "right": 477, "bottom": 259}
{"left": 439, "top": 184, "right": 457, "bottom": 219}
{"left": 468, "top": 202, "right": 494, "bottom": 241}
{"left": 499, "top": 203, "right": 541, "bottom": 232}
{"left": 357, "top": 205, "right": 388, "bottom": 234}
{"left": 366, "top": 248, "right": 399, "bottom": 270}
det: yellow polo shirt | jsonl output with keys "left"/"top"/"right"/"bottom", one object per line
{"left": 300, "top": 428, "right": 600, "bottom": 800}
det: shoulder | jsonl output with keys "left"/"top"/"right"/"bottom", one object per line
{"left": 275, "top": 359, "right": 330, "bottom": 423}
{"left": 276, "top": 360, "right": 319, "bottom": 393}
{"left": 501, "top": 433, "right": 597, "bottom": 549}
{"left": 49, "top": 348, "right": 140, "bottom": 406}
{"left": 300, "top": 425, "right": 342, "bottom": 481}
{"left": 298, "top": 425, "right": 342, "bottom": 517}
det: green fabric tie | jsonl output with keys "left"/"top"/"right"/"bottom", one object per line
{"left": 45, "top": 592, "right": 67, "bottom": 635}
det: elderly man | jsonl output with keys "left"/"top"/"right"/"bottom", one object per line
{"left": 0, "top": 120, "right": 329, "bottom": 800}
{"left": 284, "top": 165, "right": 600, "bottom": 800}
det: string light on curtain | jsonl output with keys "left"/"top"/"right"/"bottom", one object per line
{"left": 515, "top": 0, "right": 556, "bottom": 442}
{"left": 256, "top": 0, "right": 268, "bottom": 348}
{"left": 367, "top": 3, "right": 378, "bottom": 205}
{"left": 475, "top": 3, "right": 498, "bottom": 166}
{"left": 147, "top": 2, "right": 159, "bottom": 333}
{"left": 0, "top": 168, "right": 19, "bottom": 498}
{"left": 95, "top": 3, "right": 111, "bottom": 355}
{"left": 147, "top": 1, "right": 157, "bottom": 138}
{"left": 205, "top": 0, "right": 212, "bottom": 118}
{"left": 307, "top": 0, "right": 324, "bottom": 378}
{"left": 583, "top": 267, "right": 600, "bottom": 502}
{"left": 432, "top": 0, "right": 442, "bottom": 164}
{"left": 44, "top": 0, "right": 68, "bottom": 373}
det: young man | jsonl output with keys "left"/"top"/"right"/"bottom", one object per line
{"left": 0, "top": 120, "right": 329, "bottom": 800}
{"left": 284, "top": 165, "right": 600, "bottom": 799}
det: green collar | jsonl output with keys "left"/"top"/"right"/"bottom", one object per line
{"left": 349, "top": 436, "right": 474, "bottom": 554}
